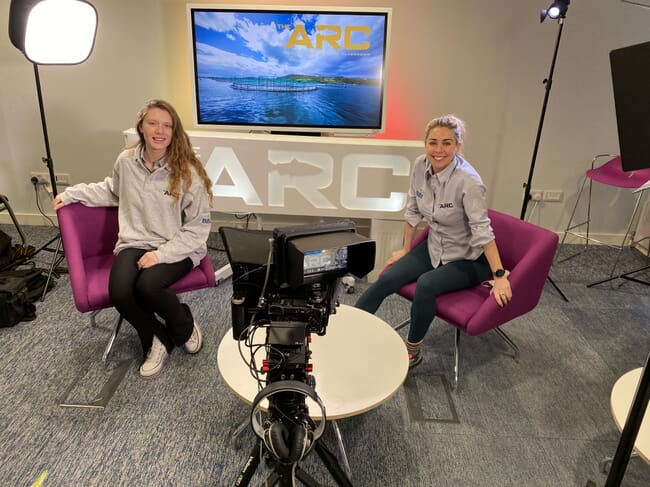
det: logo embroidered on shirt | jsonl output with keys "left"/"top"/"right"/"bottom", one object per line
{"left": 163, "top": 190, "right": 172, "bottom": 197}
{"left": 201, "top": 217, "right": 211, "bottom": 224}
{"left": 439, "top": 203, "right": 454, "bottom": 209}
{"left": 416, "top": 189, "right": 424, "bottom": 199}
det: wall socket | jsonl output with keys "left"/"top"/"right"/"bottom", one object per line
{"left": 530, "top": 189, "right": 563, "bottom": 202}
{"left": 543, "top": 190, "right": 564, "bottom": 202}
{"left": 530, "top": 189, "right": 543, "bottom": 201}
{"left": 30, "top": 172, "right": 71, "bottom": 185}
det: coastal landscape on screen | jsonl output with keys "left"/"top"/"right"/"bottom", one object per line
{"left": 189, "top": 8, "right": 389, "bottom": 132}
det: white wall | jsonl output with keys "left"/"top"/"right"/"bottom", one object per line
{"left": 1, "top": 0, "right": 649, "bottom": 238}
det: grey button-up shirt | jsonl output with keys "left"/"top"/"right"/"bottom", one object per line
{"left": 405, "top": 154, "right": 494, "bottom": 267}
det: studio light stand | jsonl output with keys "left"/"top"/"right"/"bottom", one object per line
{"left": 520, "top": 1, "right": 570, "bottom": 302}
{"left": 32, "top": 61, "right": 70, "bottom": 296}
{"left": 8, "top": 0, "right": 98, "bottom": 296}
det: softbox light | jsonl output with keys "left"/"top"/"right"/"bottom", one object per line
{"left": 9, "top": 0, "right": 97, "bottom": 65}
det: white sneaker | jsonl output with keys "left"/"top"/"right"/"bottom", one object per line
{"left": 139, "top": 336, "right": 168, "bottom": 379}
{"left": 183, "top": 322, "right": 202, "bottom": 354}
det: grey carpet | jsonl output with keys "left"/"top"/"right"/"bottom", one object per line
{"left": 0, "top": 223, "right": 649, "bottom": 486}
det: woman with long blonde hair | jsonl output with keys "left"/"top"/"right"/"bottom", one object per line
{"left": 53, "top": 99, "right": 213, "bottom": 379}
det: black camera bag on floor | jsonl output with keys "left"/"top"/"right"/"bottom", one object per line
{"left": 0, "top": 229, "right": 11, "bottom": 269}
{"left": 0, "top": 267, "right": 51, "bottom": 327}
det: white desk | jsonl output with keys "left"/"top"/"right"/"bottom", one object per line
{"left": 217, "top": 304, "right": 408, "bottom": 420}
{"left": 610, "top": 367, "right": 650, "bottom": 464}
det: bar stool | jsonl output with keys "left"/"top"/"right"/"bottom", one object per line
{"left": 557, "top": 154, "right": 650, "bottom": 286}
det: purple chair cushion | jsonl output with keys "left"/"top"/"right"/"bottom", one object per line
{"left": 389, "top": 209, "right": 558, "bottom": 336}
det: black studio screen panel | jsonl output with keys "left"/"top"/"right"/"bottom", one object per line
{"left": 610, "top": 41, "right": 650, "bottom": 172}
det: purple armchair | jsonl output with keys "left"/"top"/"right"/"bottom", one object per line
{"left": 58, "top": 203, "right": 215, "bottom": 363}
{"left": 388, "top": 209, "right": 558, "bottom": 387}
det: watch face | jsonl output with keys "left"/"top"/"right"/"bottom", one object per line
{"left": 495, "top": 269, "right": 506, "bottom": 278}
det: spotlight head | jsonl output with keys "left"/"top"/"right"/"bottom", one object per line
{"left": 540, "top": 0, "right": 570, "bottom": 23}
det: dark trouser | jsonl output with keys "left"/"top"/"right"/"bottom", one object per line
{"left": 108, "top": 248, "right": 194, "bottom": 356}
{"left": 355, "top": 241, "right": 490, "bottom": 343}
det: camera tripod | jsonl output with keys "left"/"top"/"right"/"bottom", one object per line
{"left": 233, "top": 380, "right": 353, "bottom": 487}
{"left": 234, "top": 435, "right": 353, "bottom": 487}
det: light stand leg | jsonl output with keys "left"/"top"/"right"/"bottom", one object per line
{"left": 41, "top": 235, "right": 63, "bottom": 301}
{"left": 588, "top": 265, "right": 650, "bottom": 288}
{"left": 546, "top": 275, "right": 569, "bottom": 302}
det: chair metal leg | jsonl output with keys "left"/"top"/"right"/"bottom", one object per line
{"left": 588, "top": 188, "right": 649, "bottom": 288}
{"left": 557, "top": 174, "right": 590, "bottom": 262}
{"left": 557, "top": 154, "right": 628, "bottom": 265}
{"left": 493, "top": 327, "right": 520, "bottom": 361}
{"left": 102, "top": 315, "right": 124, "bottom": 363}
{"left": 396, "top": 319, "right": 518, "bottom": 390}
{"left": 89, "top": 310, "right": 101, "bottom": 328}
{"left": 397, "top": 320, "right": 460, "bottom": 389}
{"left": 453, "top": 328, "right": 460, "bottom": 390}
{"left": 556, "top": 175, "right": 610, "bottom": 262}
{"left": 393, "top": 318, "right": 410, "bottom": 332}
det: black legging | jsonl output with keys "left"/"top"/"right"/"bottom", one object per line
{"left": 108, "top": 248, "right": 193, "bottom": 356}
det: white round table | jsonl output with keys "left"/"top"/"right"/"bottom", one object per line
{"left": 217, "top": 304, "right": 409, "bottom": 420}
{"left": 610, "top": 367, "right": 650, "bottom": 464}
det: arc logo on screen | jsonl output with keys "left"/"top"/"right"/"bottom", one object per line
{"left": 284, "top": 25, "right": 371, "bottom": 51}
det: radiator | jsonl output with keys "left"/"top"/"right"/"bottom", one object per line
{"left": 368, "top": 219, "right": 404, "bottom": 282}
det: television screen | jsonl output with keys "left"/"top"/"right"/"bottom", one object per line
{"left": 610, "top": 41, "right": 650, "bottom": 172}
{"left": 187, "top": 5, "right": 391, "bottom": 135}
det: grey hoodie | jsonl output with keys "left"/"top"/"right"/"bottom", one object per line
{"left": 59, "top": 145, "right": 211, "bottom": 267}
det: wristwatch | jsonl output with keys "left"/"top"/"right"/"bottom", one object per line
{"left": 494, "top": 269, "right": 506, "bottom": 278}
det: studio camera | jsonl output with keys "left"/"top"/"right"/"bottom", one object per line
{"left": 220, "top": 220, "right": 374, "bottom": 486}
{"left": 219, "top": 219, "right": 375, "bottom": 341}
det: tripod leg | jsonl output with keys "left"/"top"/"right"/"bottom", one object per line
{"left": 265, "top": 464, "right": 304, "bottom": 487}
{"left": 313, "top": 440, "right": 354, "bottom": 487}
{"left": 234, "top": 440, "right": 263, "bottom": 487}
{"left": 41, "top": 235, "right": 62, "bottom": 301}
{"left": 294, "top": 466, "right": 321, "bottom": 486}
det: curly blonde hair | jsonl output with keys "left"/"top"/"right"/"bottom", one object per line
{"left": 135, "top": 99, "right": 213, "bottom": 205}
